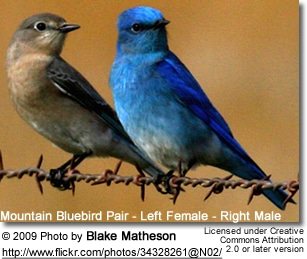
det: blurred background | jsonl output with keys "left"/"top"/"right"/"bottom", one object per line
{"left": 0, "top": 0, "right": 299, "bottom": 222}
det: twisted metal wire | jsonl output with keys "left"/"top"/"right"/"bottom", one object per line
{"left": 0, "top": 151, "right": 299, "bottom": 207}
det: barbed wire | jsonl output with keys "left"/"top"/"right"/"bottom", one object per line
{"left": 0, "top": 151, "right": 299, "bottom": 208}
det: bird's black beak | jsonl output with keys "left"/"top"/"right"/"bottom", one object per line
{"left": 58, "top": 23, "right": 80, "bottom": 33}
{"left": 152, "top": 19, "right": 170, "bottom": 30}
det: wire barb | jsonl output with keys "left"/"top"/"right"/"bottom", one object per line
{"left": 0, "top": 150, "right": 4, "bottom": 182}
{"left": 35, "top": 155, "right": 44, "bottom": 194}
{"left": 0, "top": 150, "right": 4, "bottom": 171}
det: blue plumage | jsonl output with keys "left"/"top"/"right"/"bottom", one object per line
{"left": 110, "top": 6, "right": 294, "bottom": 209}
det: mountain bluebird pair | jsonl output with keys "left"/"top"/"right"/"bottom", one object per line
{"left": 110, "top": 6, "right": 295, "bottom": 210}
{"left": 6, "top": 13, "right": 166, "bottom": 187}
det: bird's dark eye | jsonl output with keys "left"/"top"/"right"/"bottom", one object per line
{"left": 34, "top": 22, "right": 47, "bottom": 32}
{"left": 131, "top": 23, "right": 142, "bottom": 33}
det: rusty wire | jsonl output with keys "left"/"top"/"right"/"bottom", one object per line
{"left": 0, "top": 151, "right": 299, "bottom": 208}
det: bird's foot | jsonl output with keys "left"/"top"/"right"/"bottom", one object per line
{"left": 155, "top": 170, "right": 185, "bottom": 204}
{"left": 49, "top": 153, "right": 89, "bottom": 192}
{"left": 49, "top": 168, "right": 72, "bottom": 190}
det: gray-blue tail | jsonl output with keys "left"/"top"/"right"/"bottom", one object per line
{"left": 230, "top": 162, "right": 296, "bottom": 210}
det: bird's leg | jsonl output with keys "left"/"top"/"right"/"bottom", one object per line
{"left": 177, "top": 160, "right": 182, "bottom": 176}
{"left": 135, "top": 165, "right": 146, "bottom": 201}
{"left": 69, "top": 152, "right": 90, "bottom": 170}
{"left": 181, "top": 158, "right": 197, "bottom": 176}
{"left": 170, "top": 160, "right": 189, "bottom": 203}
{"left": 49, "top": 152, "right": 90, "bottom": 190}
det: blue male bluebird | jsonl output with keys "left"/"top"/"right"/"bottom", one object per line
{"left": 6, "top": 13, "right": 166, "bottom": 187}
{"left": 109, "top": 6, "right": 295, "bottom": 209}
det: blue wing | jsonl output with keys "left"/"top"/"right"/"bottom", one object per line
{"left": 156, "top": 51, "right": 267, "bottom": 179}
{"left": 155, "top": 51, "right": 296, "bottom": 209}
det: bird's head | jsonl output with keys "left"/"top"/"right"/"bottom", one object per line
{"left": 10, "top": 13, "right": 80, "bottom": 56}
{"left": 116, "top": 6, "right": 170, "bottom": 55}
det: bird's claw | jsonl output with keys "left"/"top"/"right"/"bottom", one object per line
{"left": 49, "top": 168, "right": 72, "bottom": 190}
{"left": 155, "top": 170, "right": 184, "bottom": 203}
{"left": 154, "top": 170, "right": 175, "bottom": 194}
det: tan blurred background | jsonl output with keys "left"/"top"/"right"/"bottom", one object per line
{"left": 0, "top": 0, "right": 299, "bottom": 222}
